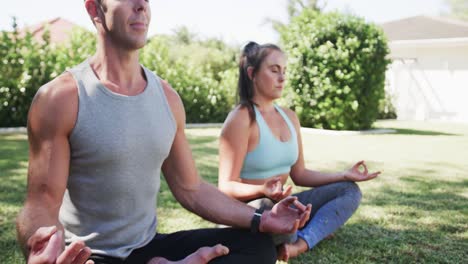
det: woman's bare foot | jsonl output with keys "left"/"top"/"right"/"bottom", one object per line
{"left": 147, "top": 244, "right": 229, "bottom": 264}
{"left": 277, "top": 239, "right": 308, "bottom": 262}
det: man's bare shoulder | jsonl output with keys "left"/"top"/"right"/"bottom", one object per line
{"left": 36, "top": 72, "right": 77, "bottom": 101}
{"left": 160, "top": 79, "right": 181, "bottom": 105}
{"left": 159, "top": 79, "right": 184, "bottom": 127}
{"left": 29, "top": 72, "right": 78, "bottom": 136}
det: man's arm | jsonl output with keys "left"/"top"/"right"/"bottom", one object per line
{"left": 160, "top": 81, "right": 253, "bottom": 227}
{"left": 160, "top": 81, "right": 311, "bottom": 232}
{"left": 16, "top": 73, "right": 81, "bottom": 258}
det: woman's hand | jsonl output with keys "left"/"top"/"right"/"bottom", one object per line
{"left": 263, "top": 177, "right": 293, "bottom": 201}
{"left": 344, "top": 160, "right": 380, "bottom": 182}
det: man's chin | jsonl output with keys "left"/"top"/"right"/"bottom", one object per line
{"left": 125, "top": 39, "right": 148, "bottom": 50}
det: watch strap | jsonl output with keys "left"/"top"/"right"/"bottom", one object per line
{"left": 250, "top": 208, "right": 264, "bottom": 233}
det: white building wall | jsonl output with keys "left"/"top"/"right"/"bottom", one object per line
{"left": 386, "top": 41, "right": 468, "bottom": 122}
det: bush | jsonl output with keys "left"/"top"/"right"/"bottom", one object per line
{"left": 52, "top": 28, "right": 96, "bottom": 76}
{"left": 0, "top": 20, "right": 237, "bottom": 126}
{"left": 0, "top": 24, "right": 55, "bottom": 127}
{"left": 0, "top": 22, "right": 96, "bottom": 127}
{"left": 280, "top": 10, "right": 390, "bottom": 130}
{"left": 141, "top": 36, "right": 237, "bottom": 123}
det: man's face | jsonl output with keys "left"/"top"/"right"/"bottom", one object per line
{"left": 97, "top": 0, "right": 151, "bottom": 50}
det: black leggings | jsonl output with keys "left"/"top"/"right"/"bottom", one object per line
{"left": 89, "top": 228, "right": 276, "bottom": 264}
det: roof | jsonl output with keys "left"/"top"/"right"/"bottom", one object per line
{"left": 381, "top": 15, "right": 468, "bottom": 41}
{"left": 19, "top": 17, "right": 84, "bottom": 44}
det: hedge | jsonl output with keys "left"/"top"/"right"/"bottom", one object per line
{"left": 280, "top": 10, "right": 391, "bottom": 130}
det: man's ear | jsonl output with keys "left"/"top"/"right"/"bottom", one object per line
{"left": 85, "top": 0, "right": 101, "bottom": 23}
{"left": 247, "top": 66, "right": 254, "bottom": 81}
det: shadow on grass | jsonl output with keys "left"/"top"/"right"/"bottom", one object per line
{"left": 187, "top": 134, "right": 219, "bottom": 184}
{"left": 0, "top": 177, "right": 27, "bottom": 206}
{"left": 292, "top": 219, "right": 467, "bottom": 264}
{"left": 0, "top": 135, "right": 28, "bottom": 263}
{"left": 375, "top": 128, "right": 460, "bottom": 136}
{"left": 0, "top": 137, "right": 28, "bottom": 207}
{"left": 367, "top": 175, "right": 467, "bottom": 212}
{"left": 0, "top": 236, "right": 23, "bottom": 264}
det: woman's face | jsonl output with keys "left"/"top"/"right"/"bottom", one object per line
{"left": 252, "top": 50, "right": 287, "bottom": 102}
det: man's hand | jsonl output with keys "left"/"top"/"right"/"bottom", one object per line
{"left": 344, "top": 160, "right": 380, "bottom": 182}
{"left": 147, "top": 244, "right": 229, "bottom": 264}
{"left": 27, "top": 226, "right": 93, "bottom": 264}
{"left": 259, "top": 196, "right": 311, "bottom": 234}
{"left": 263, "top": 177, "right": 292, "bottom": 201}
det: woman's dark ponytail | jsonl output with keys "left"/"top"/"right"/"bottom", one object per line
{"left": 237, "top": 41, "right": 282, "bottom": 122}
{"left": 238, "top": 42, "right": 259, "bottom": 121}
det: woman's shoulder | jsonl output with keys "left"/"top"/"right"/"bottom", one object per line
{"left": 277, "top": 105, "right": 300, "bottom": 125}
{"left": 231, "top": 104, "right": 251, "bottom": 117}
{"left": 221, "top": 105, "right": 252, "bottom": 133}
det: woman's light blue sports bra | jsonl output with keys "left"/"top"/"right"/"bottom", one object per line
{"left": 240, "top": 105, "right": 299, "bottom": 180}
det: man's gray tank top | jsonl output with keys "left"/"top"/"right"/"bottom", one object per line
{"left": 60, "top": 60, "right": 176, "bottom": 259}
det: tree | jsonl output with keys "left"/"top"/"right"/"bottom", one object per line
{"left": 287, "top": 0, "right": 323, "bottom": 17}
{"left": 269, "top": 0, "right": 326, "bottom": 33}
{"left": 443, "top": 0, "right": 468, "bottom": 21}
{"left": 0, "top": 17, "right": 57, "bottom": 126}
{"left": 172, "top": 26, "right": 198, "bottom": 45}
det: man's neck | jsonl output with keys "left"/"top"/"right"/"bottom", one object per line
{"left": 89, "top": 43, "right": 146, "bottom": 96}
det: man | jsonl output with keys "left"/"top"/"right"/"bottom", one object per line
{"left": 16, "top": 0, "right": 312, "bottom": 263}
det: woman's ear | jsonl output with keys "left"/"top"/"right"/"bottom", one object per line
{"left": 247, "top": 66, "right": 254, "bottom": 81}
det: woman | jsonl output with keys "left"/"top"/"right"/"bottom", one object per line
{"left": 218, "top": 42, "right": 380, "bottom": 261}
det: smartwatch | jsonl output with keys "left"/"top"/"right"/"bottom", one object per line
{"left": 250, "top": 208, "right": 264, "bottom": 233}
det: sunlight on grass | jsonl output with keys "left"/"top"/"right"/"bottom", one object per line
{"left": 156, "top": 208, "right": 215, "bottom": 234}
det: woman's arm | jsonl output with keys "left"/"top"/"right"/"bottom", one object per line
{"left": 218, "top": 107, "right": 266, "bottom": 201}
{"left": 285, "top": 108, "right": 380, "bottom": 187}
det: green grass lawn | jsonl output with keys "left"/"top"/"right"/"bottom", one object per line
{"left": 1, "top": 120, "right": 467, "bottom": 263}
